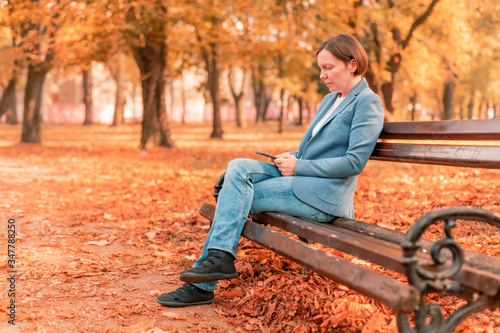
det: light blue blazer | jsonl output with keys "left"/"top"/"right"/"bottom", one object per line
{"left": 291, "top": 78, "right": 384, "bottom": 218}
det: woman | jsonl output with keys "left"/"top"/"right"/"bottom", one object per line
{"left": 157, "top": 33, "right": 384, "bottom": 307}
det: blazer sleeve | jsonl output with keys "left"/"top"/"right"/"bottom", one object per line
{"left": 294, "top": 93, "right": 384, "bottom": 178}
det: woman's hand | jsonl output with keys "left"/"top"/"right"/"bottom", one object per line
{"left": 274, "top": 153, "right": 297, "bottom": 176}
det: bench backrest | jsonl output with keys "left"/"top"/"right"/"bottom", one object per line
{"left": 371, "top": 119, "right": 500, "bottom": 169}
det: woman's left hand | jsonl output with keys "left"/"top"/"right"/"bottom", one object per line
{"left": 274, "top": 153, "right": 297, "bottom": 176}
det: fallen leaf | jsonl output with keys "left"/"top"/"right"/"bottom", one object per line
{"left": 160, "top": 311, "right": 188, "bottom": 321}
{"left": 86, "top": 240, "right": 109, "bottom": 246}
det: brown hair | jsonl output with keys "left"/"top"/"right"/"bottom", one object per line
{"left": 317, "top": 33, "right": 368, "bottom": 76}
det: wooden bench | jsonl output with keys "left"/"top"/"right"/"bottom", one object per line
{"left": 199, "top": 119, "right": 500, "bottom": 332}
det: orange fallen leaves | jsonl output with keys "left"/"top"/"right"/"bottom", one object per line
{"left": 161, "top": 311, "right": 189, "bottom": 320}
{"left": 0, "top": 122, "right": 499, "bottom": 332}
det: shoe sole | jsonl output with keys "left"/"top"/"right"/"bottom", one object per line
{"left": 179, "top": 272, "right": 237, "bottom": 284}
{"left": 156, "top": 297, "right": 214, "bottom": 307}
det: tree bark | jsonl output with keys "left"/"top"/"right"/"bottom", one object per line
{"left": 20, "top": 0, "right": 58, "bottom": 143}
{"left": 133, "top": 38, "right": 174, "bottom": 149}
{"left": 409, "top": 91, "right": 417, "bottom": 121}
{"left": 297, "top": 96, "right": 304, "bottom": 126}
{"left": 181, "top": 70, "right": 187, "bottom": 124}
{"left": 252, "top": 64, "right": 270, "bottom": 123}
{"left": 21, "top": 63, "right": 49, "bottom": 143}
{"left": 442, "top": 81, "right": 456, "bottom": 120}
{"left": 278, "top": 88, "right": 285, "bottom": 133}
{"left": 364, "top": 23, "right": 383, "bottom": 95}
{"left": 196, "top": 20, "right": 223, "bottom": 139}
{"left": 467, "top": 94, "right": 474, "bottom": 119}
{"left": 169, "top": 76, "right": 174, "bottom": 119}
{"left": 251, "top": 65, "right": 261, "bottom": 122}
{"left": 228, "top": 66, "right": 247, "bottom": 128}
{"left": 83, "top": 68, "right": 93, "bottom": 125}
{"left": 0, "top": 36, "right": 22, "bottom": 125}
{"left": 203, "top": 42, "right": 223, "bottom": 138}
{"left": 112, "top": 53, "right": 126, "bottom": 127}
{"left": 0, "top": 77, "right": 18, "bottom": 124}
{"left": 479, "top": 98, "right": 487, "bottom": 119}
{"left": 262, "top": 94, "right": 271, "bottom": 121}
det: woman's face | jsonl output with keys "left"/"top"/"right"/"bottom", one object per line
{"left": 317, "top": 49, "right": 357, "bottom": 95}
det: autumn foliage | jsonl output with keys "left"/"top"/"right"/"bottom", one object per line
{"left": 0, "top": 122, "right": 499, "bottom": 332}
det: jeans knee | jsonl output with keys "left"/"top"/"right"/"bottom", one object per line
{"left": 226, "top": 158, "right": 252, "bottom": 177}
{"left": 227, "top": 158, "right": 248, "bottom": 171}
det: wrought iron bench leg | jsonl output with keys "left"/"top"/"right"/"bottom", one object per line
{"left": 397, "top": 207, "right": 500, "bottom": 333}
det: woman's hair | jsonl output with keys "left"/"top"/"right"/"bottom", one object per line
{"left": 317, "top": 33, "right": 368, "bottom": 76}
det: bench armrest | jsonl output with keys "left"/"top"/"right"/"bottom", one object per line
{"left": 398, "top": 206, "right": 500, "bottom": 332}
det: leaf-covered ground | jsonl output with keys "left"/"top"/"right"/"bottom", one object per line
{"left": 0, "top": 122, "right": 499, "bottom": 333}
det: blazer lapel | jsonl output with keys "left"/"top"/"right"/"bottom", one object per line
{"left": 297, "top": 93, "right": 339, "bottom": 156}
{"left": 297, "top": 78, "right": 369, "bottom": 157}
{"left": 311, "top": 78, "right": 369, "bottom": 136}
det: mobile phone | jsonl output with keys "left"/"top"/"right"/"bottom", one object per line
{"left": 256, "top": 151, "right": 277, "bottom": 159}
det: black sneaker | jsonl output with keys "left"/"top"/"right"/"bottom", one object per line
{"left": 180, "top": 249, "right": 237, "bottom": 284}
{"left": 156, "top": 283, "right": 214, "bottom": 307}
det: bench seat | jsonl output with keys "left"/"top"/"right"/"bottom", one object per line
{"left": 200, "top": 119, "right": 500, "bottom": 332}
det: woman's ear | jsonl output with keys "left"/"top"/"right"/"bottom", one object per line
{"left": 349, "top": 58, "right": 358, "bottom": 74}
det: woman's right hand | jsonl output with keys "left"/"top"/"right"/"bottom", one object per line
{"left": 274, "top": 153, "right": 297, "bottom": 176}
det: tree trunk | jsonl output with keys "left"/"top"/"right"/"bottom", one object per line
{"left": 83, "top": 68, "right": 93, "bottom": 125}
{"left": 380, "top": 54, "right": 401, "bottom": 114}
{"left": 278, "top": 88, "right": 285, "bottom": 133}
{"left": 0, "top": 77, "right": 18, "bottom": 124}
{"left": 252, "top": 64, "right": 268, "bottom": 123}
{"left": 409, "top": 91, "right": 417, "bottom": 120}
{"left": 307, "top": 99, "right": 314, "bottom": 123}
{"left": 364, "top": 22, "right": 383, "bottom": 95}
{"left": 297, "top": 96, "right": 304, "bottom": 126}
{"left": 6, "top": 93, "right": 18, "bottom": 125}
{"left": 262, "top": 94, "right": 272, "bottom": 121}
{"left": 133, "top": 39, "right": 174, "bottom": 149}
{"left": 228, "top": 66, "right": 247, "bottom": 128}
{"left": 21, "top": 63, "right": 49, "bottom": 143}
{"left": 181, "top": 70, "right": 187, "bottom": 124}
{"left": 479, "top": 98, "right": 487, "bottom": 119}
{"left": 2, "top": 28, "right": 22, "bottom": 125}
{"left": 251, "top": 66, "right": 260, "bottom": 122}
{"left": 19, "top": 1, "right": 57, "bottom": 143}
{"left": 205, "top": 44, "right": 223, "bottom": 138}
{"left": 467, "top": 93, "right": 474, "bottom": 119}
{"left": 375, "top": 0, "right": 440, "bottom": 115}
{"left": 442, "top": 81, "right": 455, "bottom": 120}
{"left": 169, "top": 76, "right": 175, "bottom": 119}
{"left": 112, "top": 53, "right": 126, "bottom": 127}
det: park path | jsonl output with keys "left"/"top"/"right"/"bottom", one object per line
{"left": 0, "top": 154, "right": 235, "bottom": 333}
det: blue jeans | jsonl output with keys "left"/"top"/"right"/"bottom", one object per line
{"left": 193, "top": 158, "right": 334, "bottom": 292}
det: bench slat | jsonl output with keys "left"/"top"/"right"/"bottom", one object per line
{"left": 331, "top": 217, "right": 500, "bottom": 275}
{"left": 200, "top": 204, "right": 417, "bottom": 311}
{"left": 242, "top": 219, "right": 420, "bottom": 312}
{"left": 371, "top": 142, "right": 500, "bottom": 168}
{"left": 199, "top": 203, "right": 500, "bottom": 298}
{"left": 251, "top": 211, "right": 500, "bottom": 297}
{"left": 378, "top": 119, "right": 500, "bottom": 141}
{"left": 250, "top": 212, "right": 425, "bottom": 274}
